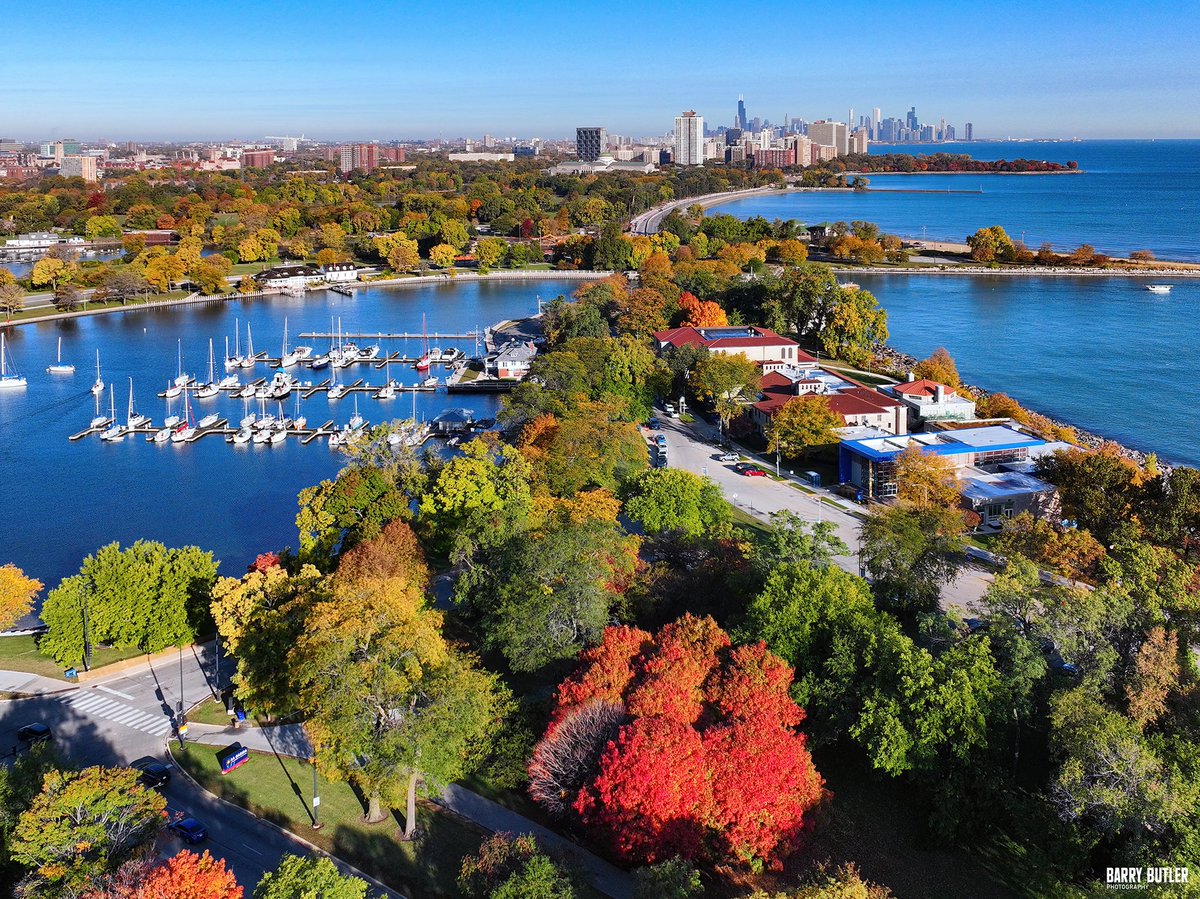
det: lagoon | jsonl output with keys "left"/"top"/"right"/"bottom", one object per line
{"left": 0, "top": 279, "right": 577, "bottom": 588}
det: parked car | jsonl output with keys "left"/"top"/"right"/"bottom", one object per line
{"left": 130, "top": 757, "right": 172, "bottom": 789}
{"left": 718, "top": 452, "right": 739, "bottom": 463}
{"left": 654, "top": 434, "right": 667, "bottom": 447}
{"left": 16, "top": 723, "right": 52, "bottom": 745}
{"left": 646, "top": 417, "right": 661, "bottom": 429}
{"left": 734, "top": 463, "right": 766, "bottom": 477}
{"left": 169, "top": 817, "right": 208, "bottom": 844}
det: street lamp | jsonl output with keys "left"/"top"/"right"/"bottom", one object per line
{"left": 311, "top": 758, "right": 322, "bottom": 829}
{"left": 80, "top": 594, "right": 92, "bottom": 672}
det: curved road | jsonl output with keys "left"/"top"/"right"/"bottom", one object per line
{"left": 628, "top": 186, "right": 783, "bottom": 236}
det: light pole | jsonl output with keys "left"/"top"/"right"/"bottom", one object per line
{"left": 311, "top": 758, "right": 322, "bottom": 829}
{"left": 80, "top": 594, "right": 92, "bottom": 672}
{"left": 177, "top": 646, "right": 186, "bottom": 747}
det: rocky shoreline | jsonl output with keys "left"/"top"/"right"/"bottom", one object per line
{"left": 871, "top": 344, "right": 1159, "bottom": 469}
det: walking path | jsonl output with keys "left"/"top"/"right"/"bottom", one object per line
{"left": 186, "top": 723, "right": 632, "bottom": 899}
{"left": 0, "top": 669, "right": 77, "bottom": 695}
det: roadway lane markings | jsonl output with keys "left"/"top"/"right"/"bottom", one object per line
{"left": 97, "top": 685, "right": 136, "bottom": 700}
{"left": 58, "top": 693, "right": 173, "bottom": 736}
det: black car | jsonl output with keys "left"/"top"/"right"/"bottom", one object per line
{"left": 168, "top": 817, "right": 208, "bottom": 844}
{"left": 16, "top": 723, "right": 52, "bottom": 745}
{"left": 130, "top": 757, "right": 171, "bottom": 789}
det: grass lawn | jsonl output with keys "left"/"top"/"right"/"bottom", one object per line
{"left": 174, "top": 745, "right": 487, "bottom": 898}
{"left": 0, "top": 635, "right": 145, "bottom": 679}
{"left": 726, "top": 502, "right": 770, "bottom": 536}
{"left": 187, "top": 698, "right": 250, "bottom": 728}
{"left": 4, "top": 291, "right": 195, "bottom": 324}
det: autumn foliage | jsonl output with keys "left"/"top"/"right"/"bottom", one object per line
{"left": 83, "top": 851, "right": 242, "bottom": 899}
{"left": 678, "top": 292, "right": 728, "bottom": 328}
{"left": 530, "top": 615, "right": 824, "bottom": 867}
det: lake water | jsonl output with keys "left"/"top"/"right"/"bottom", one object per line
{"left": 853, "top": 273, "right": 1200, "bottom": 467}
{"left": 0, "top": 279, "right": 575, "bottom": 588}
{"left": 717, "top": 140, "right": 1200, "bottom": 261}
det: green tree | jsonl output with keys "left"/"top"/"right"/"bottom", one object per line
{"left": 819, "top": 286, "right": 888, "bottom": 366}
{"left": 623, "top": 468, "right": 729, "bottom": 539}
{"left": 632, "top": 857, "right": 703, "bottom": 899}
{"left": 689, "top": 351, "right": 760, "bottom": 437}
{"left": 296, "top": 465, "right": 411, "bottom": 569}
{"left": 40, "top": 541, "right": 217, "bottom": 665}
{"left": 518, "top": 403, "right": 648, "bottom": 497}
{"left": 766, "top": 396, "right": 842, "bottom": 460}
{"left": 429, "top": 243, "right": 458, "bottom": 271}
{"left": 84, "top": 215, "right": 122, "bottom": 241}
{"left": 752, "top": 511, "right": 848, "bottom": 580}
{"left": 253, "top": 854, "right": 368, "bottom": 899}
{"left": 440, "top": 219, "right": 470, "bottom": 252}
{"left": 458, "top": 833, "right": 578, "bottom": 899}
{"left": 592, "top": 222, "right": 631, "bottom": 271}
{"left": 475, "top": 237, "right": 507, "bottom": 273}
{"left": 11, "top": 766, "right": 165, "bottom": 898}
{"left": 859, "top": 506, "right": 964, "bottom": 613}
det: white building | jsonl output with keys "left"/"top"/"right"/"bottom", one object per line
{"left": 255, "top": 265, "right": 324, "bottom": 290}
{"left": 673, "top": 110, "right": 704, "bottom": 166}
{"left": 807, "top": 120, "right": 848, "bottom": 156}
{"left": 321, "top": 262, "right": 359, "bottom": 282}
{"left": 887, "top": 377, "right": 977, "bottom": 425}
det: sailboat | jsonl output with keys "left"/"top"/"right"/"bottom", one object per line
{"left": 218, "top": 337, "right": 240, "bottom": 389}
{"left": 126, "top": 378, "right": 150, "bottom": 428}
{"left": 90, "top": 389, "right": 108, "bottom": 429}
{"left": 414, "top": 313, "right": 432, "bottom": 372}
{"left": 164, "top": 379, "right": 182, "bottom": 399}
{"left": 91, "top": 350, "right": 104, "bottom": 395}
{"left": 279, "top": 317, "right": 299, "bottom": 368}
{"left": 171, "top": 390, "right": 196, "bottom": 442}
{"left": 270, "top": 402, "right": 288, "bottom": 443}
{"left": 240, "top": 323, "right": 257, "bottom": 368}
{"left": 196, "top": 339, "right": 220, "bottom": 398}
{"left": 46, "top": 336, "right": 75, "bottom": 374}
{"left": 225, "top": 319, "right": 243, "bottom": 370}
{"left": 0, "top": 334, "right": 26, "bottom": 390}
{"left": 348, "top": 395, "right": 364, "bottom": 431}
{"left": 100, "top": 389, "right": 125, "bottom": 440}
{"left": 292, "top": 393, "right": 306, "bottom": 430}
{"left": 375, "top": 359, "right": 396, "bottom": 399}
{"left": 173, "top": 340, "right": 191, "bottom": 387}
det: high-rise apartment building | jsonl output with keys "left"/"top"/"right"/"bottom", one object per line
{"left": 872, "top": 108, "right": 881, "bottom": 140}
{"left": 807, "top": 120, "right": 848, "bottom": 156}
{"left": 850, "top": 129, "right": 869, "bottom": 155}
{"left": 906, "top": 107, "right": 919, "bottom": 132}
{"left": 59, "top": 155, "right": 98, "bottom": 181}
{"left": 965, "top": 122, "right": 973, "bottom": 141}
{"left": 673, "top": 111, "right": 704, "bottom": 166}
{"left": 241, "top": 149, "right": 275, "bottom": 168}
{"left": 338, "top": 143, "right": 379, "bottom": 173}
{"left": 575, "top": 127, "right": 607, "bottom": 161}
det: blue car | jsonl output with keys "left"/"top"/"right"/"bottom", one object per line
{"left": 646, "top": 417, "right": 661, "bottom": 428}
{"left": 169, "top": 817, "right": 208, "bottom": 844}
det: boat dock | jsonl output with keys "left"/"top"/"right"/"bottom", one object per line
{"left": 69, "top": 419, "right": 113, "bottom": 441}
{"left": 298, "top": 331, "right": 481, "bottom": 341}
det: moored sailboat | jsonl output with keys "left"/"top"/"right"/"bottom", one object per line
{"left": 46, "top": 337, "right": 75, "bottom": 374}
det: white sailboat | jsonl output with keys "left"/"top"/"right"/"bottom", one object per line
{"left": 46, "top": 336, "right": 75, "bottom": 374}
{"left": 292, "top": 393, "right": 307, "bottom": 430}
{"left": 91, "top": 350, "right": 105, "bottom": 395}
{"left": 232, "top": 426, "right": 252, "bottom": 444}
{"left": 126, "top": 378, "right": 150, "bottom": 428}
{"left": 164, "top": 379, "right": 182, "bottom": 399}
{"left": 171, "top": 390, "right": 196, "bottom": 443}
{"left": 225, "top": 319, "right": 243, "bottom": 370}
{"left": 279, "top": 317, "right": 304, "bottom": 368}
{"left": 90, "top": 389, "right": 108, "bottom": 429}
{"left": 237, "top": 383, "right": 256, "bottom": 399}
{"left": 173, "top": 340, "right": 191, "bottom": 388}
{"left": 0, "top": 334, "right": 26, "bottom": 390}
{"left": 198, "top": 412, "right": 220, "bottom": 429}
{"left": 375, "top": 360, "right": 396, "bottom": 399}
{"left": 100, "top": 389, "right": 125, "bottom": 440}
{"left": 348, "top": 395, "right": 364, "bottom": 431}
{"left": 152, "top": 425, "right": 172, "bottom": 443}
{"left": 197, "top": 339, "right": 220, "bottom": 398}
{"left": 240, "top": 323, "right": 257, "bottom": 368}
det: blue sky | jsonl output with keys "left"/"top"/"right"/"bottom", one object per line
{"left": 10, "top": 0, "right": 1200, "bottom": 141}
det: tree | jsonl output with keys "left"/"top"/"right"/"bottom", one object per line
{"left": 518, "top": 403, "right": 648, "bottom": 496}
{"left": 0, "top": 282, "right": 24, "bottom": 317}
{"left": 632, "top": 857, "right": 703, "bottom": 899}
{"left": 39, "top": 541, "right": 217, "bottom": 665}
{"left": 767, "top": 396, "right": 842, "bottom": 460}
{"left": 1124, "top": 627, "right": 1179, "bottom": 730}
{"left": 101, "top": 270, "right": 149, "bottom": 303}
{"left": 819, "top": 286, "right": 888, "bottom": 366}
{"left": 893, "top": 443, "right": 961, "bottom": 512}
{"left": 475, "top": 237, "right": 507, "bottom": 273}
{"left": 253, "top": 855, "right": 367, "bottom": 899}
{"left": 429, "top": 243, "right": 458, "bottom": 271}
{"left": 677, "top": 292, "right": 727, "bottom": 328}
{"left": 1035, "top": 445, "right": 1141, "bottom": 543}
{"left": 536, "top": 616, "right": 823, "bottom": 867}
{"left": 912, "top": 347, "right": 961, "bottom": 387}
{"left": 296, "top": 465, "right": 412, "bottom": 569}
{"left": 85, "top": 215, "right": 122, "bottom": 241}
{"left": 292, "top": 526, "right": 508, "bottom": 835}
{"left": 593, "top": 223, "right": 631, "bottom": 272}
{"left": 94, "top": 851, "right": 242, "bottom": 899}
{"left": 458, "top": 833, "right": 578, "bottom": 899}
{"left": 529, "top": 700, "right": 628, "bottom": 819}
{"left": 617, "top": 287, "right": 670, "bottom": 340}
{"left": 689, "top": 351, "right": 760, "bottom": 437}
{"left": 776, "top": 239, "right": 808, "bottom": 266}
{"left": 752, "top": 511, "right": 848, "bottom": 580}
{"left": 0, "top": 564, "right": 40, "bottom": 630}
{"left": 966, "top": 226, "right": 1014, "bottom": 263}
{"left": 11, "top": 766, "right": 166, "bottom": 898}
{"left": 31, "top": 256, "right": 70, "bottom": 291}
{"left": 53, "top": 284, "right": 82, "bottom": 312}
{"left": 623, "top": 468, "right": 729, "bottom": 539}
{"left": 193, "top": 256, "right": 233, "bottom": 295}
{"left": 859, "top": 505, "right": 964, "bottom": 613}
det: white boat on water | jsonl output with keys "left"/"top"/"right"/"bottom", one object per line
{"left": 100, "top": 389, "right": 125, "bottom": 440}
{"left": 126, "top": 378, "right": 150, "bottom": 429}
{"left": 348, "top": 396, "right": 364, "bottom": 431}
{"left": 196, "top": 339, "right": 220, "bottom": 398}
{"left": 269, "top": 370, "right": 297, "bottom": 399}
{"left": 232, "top": 427, "right": 252, "bottom": 445}
{"left": 253, "top": 428, "right": 272, "bottom": 444}
{"left": 152, "top": 427, "right": 172, "bottom": 443}
{"left": 328, "top": 382, "right": 346, "bottom": 400}
{"left": 164, "top": 380, "right": 182, "bottom": 399}
{"left": 219, "top": 372, "right": 240, "bottom": 390}
{"left": 225, "top": 322, "right": 243, "bottom": 370}
{"left": 292, "top": 394, "right": 306, "bottom": 431}
{"left": 173, "top": 340, "right": 192, "bottom": 388}
{"left": 279, "top": 318, "right": 302, "bottom": 368}
{"left": 46, "top": 337, "right": 75, "bottom": 374}
{"left": 1146, "top": 284, "right": 1173, "bottom": 294}
{"left": 91, "top": 350, "right": 104, "bottom": 395}
{"left": 170, "top": 391, "right": 196, "bottom": 442}
{"left": 0, "top": 334, "right": 27, "bottom": 390}
{"left": 240, "top": 323, "right": 257, "bottom": 368}
{"left": 309, "top": 354, "right": 330, "bottom": 370}
{"left": 237, "top": 383, "right": 256, "bottom": 399}
{"left": 198, "top": 412, "right": 220, "bottom": 429}
{"left": 375, "top": 361, "right": 396, "bottom": 399}
{"left": 270, "top": 427, "right": 287, "bottom": 445}
{"left": 90, "top": 390, "right": 108, "bottom": 429}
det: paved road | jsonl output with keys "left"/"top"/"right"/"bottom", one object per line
{"left": 0, "top": 645, "right": 393, "bottom": 895}
{"left": 628, "top": 186, "right": 779, "bottom": 236}
{"left": 652, "top": 415, "right": 994, "bottom": 610}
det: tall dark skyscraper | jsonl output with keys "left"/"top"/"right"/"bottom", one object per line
{"left": 736, "top": 95, "right": 748, "bottom": 131}
{"left": 965, "top": 122, "right": 974, "bottom": 141}
{"left": 906, "top": 106, "right": 919, "bottom": 132}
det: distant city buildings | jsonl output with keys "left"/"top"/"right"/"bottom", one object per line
{"left": 240, "top": 149, "right": 275, "bottom": 169}
{"left": 338, "top": 143, "right": 379, "bottom": 173}
{"left": 59, "top": 155, "right": 98, "bottom": 181}
{"left": 575, "top": 127, "right": 607, "bottom": 162}
{"left": 673, "top": 111, "right": 704, "bottom": 166}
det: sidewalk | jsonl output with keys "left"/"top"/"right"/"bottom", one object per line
{"left": 0, "top": 669, "right": 77, "bottom": 696}
{"left": 186, "top": 723, "right": 632, "bottom": 899}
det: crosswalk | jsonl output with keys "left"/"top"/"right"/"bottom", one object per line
{"left": 59, "top": 690, "right": 174, "bottom": 736}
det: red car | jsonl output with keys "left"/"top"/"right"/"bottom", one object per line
{"left": 734, "top": 463, "right": 766, "bottom": 477}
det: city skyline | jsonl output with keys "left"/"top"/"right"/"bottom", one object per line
{"left": 7, "top": 0, "right": 1200, "bottom": 140}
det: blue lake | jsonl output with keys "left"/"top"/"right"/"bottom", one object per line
{"left": 718, "top": 140, "right": 1200, "bottom": 261}
{"left": 0, "top": 279, "right": 576, "bottom": 588}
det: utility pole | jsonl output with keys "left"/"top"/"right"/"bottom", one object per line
{"left": 177, "top": 646, "right": 187, "bottom": 747}
{"left": 311, "top": 759, "right": 322, "bottom": 829}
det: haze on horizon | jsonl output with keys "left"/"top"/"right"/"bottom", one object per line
{"left": 10, "top": 0, "right": 1199, "bottom": 142}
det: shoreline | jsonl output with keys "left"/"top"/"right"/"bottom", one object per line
{"left": 832, "top": 265, "right": 1200, "bottom": 277}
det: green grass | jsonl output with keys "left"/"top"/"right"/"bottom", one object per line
{"left": 174, "top": 745, "right": 487, "bottom": 898}
{"left": 3, "top": 290, "right": 196, "bottom": 323}
{"left": 187, "top": 698, "right": 250, "bottom": 728}
{"left": 0, "top": 635, "right": 147, "bottom": 679}
{"left": 726, "top": 502, "right": 770, "bottom": 535}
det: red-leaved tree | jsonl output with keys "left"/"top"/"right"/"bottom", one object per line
{"left": 530, "top": 614, "right": 824, "bottom": 867}
{"left": 83, "top": 850, "right": 242, "bottom": 899}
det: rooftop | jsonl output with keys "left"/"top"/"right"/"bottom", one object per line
{"left": 960, "top": 469, "right": 1057, "bottom": 503}
{"left": 842, "top": 425, "right": 1044, "bottom": 460}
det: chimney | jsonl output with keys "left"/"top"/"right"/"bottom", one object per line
{"left": 907, "top": 371, "right": 916, "bottom": 382}
{"left": 935, "top": 384, "right": 946, "bottom": 403}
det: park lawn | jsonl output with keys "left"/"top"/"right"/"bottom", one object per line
{"left": 726, "top": 502, "right": 770, "bottom": 537}
{"left": 0, "top": 635, "right": 145, "bottom": 679}
{"left": 3, "top": 290, "right": 195, "bottom": 324}
{"left": 175, "top": 745, "right": 486, "bottom": 898}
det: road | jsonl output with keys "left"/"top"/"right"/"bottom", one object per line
{"left": 0, "top": 645, "right": 400, "bottom": 896}
{"left": 653, "top": 414, "right": 994, "bottom": 610}
{"left": 627, "top": 186, "right": 780, "bottom": 236}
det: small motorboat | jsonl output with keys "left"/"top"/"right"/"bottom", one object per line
{"left": 1146, "top": 284, "right": 1172, "bottom": 294}
{"left": 198, "top": 413, "right": 220, "bottom": 429}
{"left": 309, "top": 354, "right": 330, "bottom": 370}
{"left": 238, "top": 384, "right": 256, "bottom": 399}
{"left": 152, "top": 427, "right": 172, "bottom": 443}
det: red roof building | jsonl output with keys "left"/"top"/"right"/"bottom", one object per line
{"left": 653, "top": 326, "right": 812, "bottom": 365}
{"left": 748, "top": 366, "right": 908, "bottom": 437}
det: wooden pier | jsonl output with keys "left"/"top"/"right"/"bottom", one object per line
{"left": 298, "top": 331, "right": 481, "bottom": 341}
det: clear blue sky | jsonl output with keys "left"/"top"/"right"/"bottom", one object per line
{"left": 11, "top": 0, "right": 1200, "bottom": 141}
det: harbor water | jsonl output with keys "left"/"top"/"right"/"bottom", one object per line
{"left": 0, "top": 279, "right": 579, "bottom": 588}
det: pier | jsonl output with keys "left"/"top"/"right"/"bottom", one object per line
{"left": 298, "top": 331, "right": 481, "bottom": 341}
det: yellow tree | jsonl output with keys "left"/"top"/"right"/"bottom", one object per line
{"left": 429, "top": 243, "right": 458, "bottom": 272}
{"left": 690, "top": 351, "right": 761, "bottom": 437}
{"left": 894, "top": 443, "right": 961, "bottom": 511}
{"left": 767, "top": 396, "right": 843, "bottom": 460}
{"left": 0, "top": 564, "right": 41, "bottom": 630}
{"left": 913, "top": 347, "right": 961, "bottom": 387}
{"left": 31, "top": 257, "right": 70, "bottom": 291}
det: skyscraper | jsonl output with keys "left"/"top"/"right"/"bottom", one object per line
{"left": 674, "top": 111, "right": 704, "bottom": 166}
{"left": 872, "top": 107, "right": 881, "bottom": 140}
{"left": 808, "top": 120, "right": 848, "bottom": 156}
{"left": 575, "top": 127, "right": 607, "bottom": 161}
{"left": 736, "top": 96, "right": 747, "bottom": 131}
{"left": 906, "top": 107, "right": 919, "bottom": 132}
{"left": 965, "top": 122, "right": 974, "bottom": 141}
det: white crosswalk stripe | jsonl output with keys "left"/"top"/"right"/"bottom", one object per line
{"left": 59, "top": 691, "right": 173, "bottom": 735}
